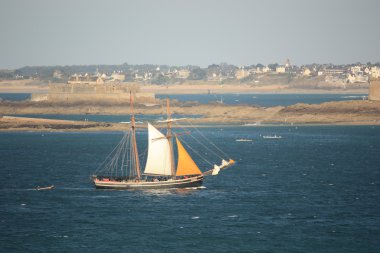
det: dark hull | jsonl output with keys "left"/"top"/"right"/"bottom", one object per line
{"left": 93, "top": 176, "right": 203, "bottom": 190}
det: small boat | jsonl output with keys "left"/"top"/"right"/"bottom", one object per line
{"left": 36, "top": 185, "right": 55, "bottom": 190}
{"left": 263, "top": 135, "right": 282, "bottom": 139}
{"left": 235, "top": 139, "right": 254, "bottom": 142}
{"left": 243, "top": 123, "right": 259, "bottom": 126}
{"left": 91, "top": 95, "right": 235, "bottom": 190}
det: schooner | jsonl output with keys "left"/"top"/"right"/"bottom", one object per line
{"left": 91, "top": 95, "right": 235, "bottom": 189}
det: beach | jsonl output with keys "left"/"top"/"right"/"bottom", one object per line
{"left": 0, "top": 80, "right": 369, "bottom": 95}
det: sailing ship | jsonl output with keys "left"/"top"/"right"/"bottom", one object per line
{"left": 91, "top": 96, "right": 235, "bottom": 190}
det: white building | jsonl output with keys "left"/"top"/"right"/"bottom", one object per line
{"left": 276, "top": 66, "right": 286, "bottom": 73}
{"left": 262, "top": 66, "right": 271, "bottom": 73}
{"left": 303, "top": 68, "right": 311, "bottom": 77}
{"left": 371, "top": 66, "right": 380, "bottom": 78}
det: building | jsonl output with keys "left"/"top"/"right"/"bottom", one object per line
{"left": 53, "top": 70, "right": 63, "bottom": 79}
{"left": 347, "top": 74, "right": 369, "bottom": 83}
{"left": 177, "top": 69, "right": 190, "bottom": 79}
{"left": 303, "top": 68, "right": 311, "bottom": 77}
{"left": 235, "top": 68, "right": 250, "bottom": 79}
{"left": 371, "top": 66, "right": 380, "bottom": 78}
{"left": 262, "top": 66, "right": 271, "bottom": 73}
{"left": 350, "top": 66, "right": 362, "bottom": 75}
{"left": 68, "top": 74, "right": 105, "bottom": 85}
{"left": 324, "top": 68, "right": 346, "bottom": 75}
{"left": 276, "top": 66, "right": 286, "bottom": 73}
{"left": 111, "top": 72, "right": 126, "bottom": 82}
{"left": 369, "top": 78, "right": 380, "bottom": 101}
{"left": 31, "top": 83, "right": 155, "bottom": 103}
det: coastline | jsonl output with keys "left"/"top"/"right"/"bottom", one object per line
{"left": 1, "top": 100, "right": 380, "bottom": 132}
{"left": 0, "top": 81, "right": 368, "bottom": 95}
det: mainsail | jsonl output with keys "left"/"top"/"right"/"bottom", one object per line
{"left": 175, "top": 137, "right": 202, "bottom": 176}
{"left": 144, "top": 123, "right": 172, "bottom": 176}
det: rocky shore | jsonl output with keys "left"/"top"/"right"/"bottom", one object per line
{"left": 1, "top": 100, "right": 379, "bottom": 132}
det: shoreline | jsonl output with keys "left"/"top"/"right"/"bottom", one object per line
{"left": 1, "top": 99, "right": 380, "bottom": 132}
{"left": 0, "top": 81, "right": 368, "bottom": 95}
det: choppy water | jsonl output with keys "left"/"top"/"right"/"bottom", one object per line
{"left": 1, "top": 93, "right": 367, "bottom": 106}
{"left": 0, "top": 93, "right": 30, "bottom": 101}
{"left": 157, "top": 93, "right": 367, "bottom": 106}
{"left": 0, "top": 126, "right": 379, "bottom": 252}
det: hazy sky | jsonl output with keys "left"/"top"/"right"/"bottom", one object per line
{"left": 0, "top": 0, "right": 379, "bottom": 69}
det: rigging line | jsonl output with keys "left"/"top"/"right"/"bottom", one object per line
{"left": 175, "top": 124, "right": 224, "bottom": 160}
{"left": 125, "top": 130, "right": 131, "bottom": 178}
{"left": 120, "top": 130, "right": 130, "bottom": 178}
{"left": 94, "top": 132, "right": 128, "bottom": 174}
{"left": 110, "top": 133, "right": 128, "bottom": 173}
{"left": 178, "top": 136, "right": 214, "bottom": 166}
{"left": 108, "top": 133, "right": 128, "bottom": 177}
{"left": 94, "top": 134, "right": 124, "bottom": 174}
{"left": 183, "top": 119, "right": 230, "bottom": 158}
{"left": 129, "top": 132, "right": 136, "bottom": 178}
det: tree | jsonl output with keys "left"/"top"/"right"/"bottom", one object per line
{"left": 188, "top": 68, "right": 207, "bottom": 80}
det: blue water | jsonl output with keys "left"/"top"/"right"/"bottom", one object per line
{"left": 0, "top": 126, "right": 379, "bottom": 252}
{"left": 0, "top": 93, "right": 30, "bottom": 101}
{"left": 0, "top": 93, "right": 367, "bottom": 106}
{"left": 157, "top": 93, "right": 367, "bottom": 106}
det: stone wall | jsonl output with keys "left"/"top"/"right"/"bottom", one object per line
{"left": 369, "top": 79, "right": 380, "bottom": 101}
{"left": 31, "top": 92, "right": 155, "bottom": 103}
{"left": 31, "top": 83, "right": 155, "bottom": 103}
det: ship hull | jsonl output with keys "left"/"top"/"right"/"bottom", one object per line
{"left": 92, "top": 175, "right": 203, "bottom": 190}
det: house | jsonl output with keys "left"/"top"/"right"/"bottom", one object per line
{"left": 371, "top": 66, "right": 380, "bottom": 78}
{"left": 111, "top": 72, "right": 125, "bottom": 82}
{"left": 67, "top": 74, "right": 105, "bottom": 85}
{"left": 350, "top": 66, "right": 363, "bottom": 75}
{"left": 303, "top": 68, "right": 311, "bottom": 77}
{"left": 177, "top": 69, "right": 190, "bottom": 79}
{"left": 262, "top": 66, "right": 271, "bottom": 73}
{"left": 347, "top": 73, "right": 369, "bottom": 83}
{"left": 143, "top": 72, "right": 152, "bottom": 80}
{"left": 276, "top": 66, "right": 286, "bottom": 73}
{"left": 235, "top": 68, "right": 250, "bottom": 79}
{"left": 53, "top": 70, "right": 63, "bottom": 79}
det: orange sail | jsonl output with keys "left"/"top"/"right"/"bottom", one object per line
{"left": 175, "top": 137, "right": 202, "bottom": 176}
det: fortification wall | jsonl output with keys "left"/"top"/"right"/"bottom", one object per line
{"left": 31, "top": 83, "right": 155, "bottom": 103}
{"left": 369, "top": 79, "right": 380, "bottom": 101}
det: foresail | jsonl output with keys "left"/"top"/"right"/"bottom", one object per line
{"left": 175, "top": 137, "right": 202, "bottom": 176}
{"left": 144, "top": 123, "right": 172, "bottom": 176}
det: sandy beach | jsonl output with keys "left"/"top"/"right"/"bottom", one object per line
{"left": 0, "top": 80, "right": 368, "bottom": 95}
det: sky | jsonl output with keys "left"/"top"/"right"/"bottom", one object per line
{"left": 0, "top": 0, "right": 379, "bottom": 69}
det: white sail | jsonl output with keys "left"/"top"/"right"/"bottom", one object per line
{"left": 143, "top": 123, "right": 172, "bottom": 176}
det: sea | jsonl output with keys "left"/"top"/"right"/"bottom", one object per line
{"left": 1, "top": 93, "right": 367, "bottom": 106}
{"left": 156, "top": 93, "right": 367, "bottom": 106}
{"left": 0, "top": 125, "right": 379, "bottom": 252}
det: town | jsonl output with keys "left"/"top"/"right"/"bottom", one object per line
{"left": 1, "top": 60, "right": 380, "bottom": 90}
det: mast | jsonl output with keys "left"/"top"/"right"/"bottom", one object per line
{"left": 130, "top": 91, "right": 141, "bottom": 179}
{"left": 166, "top": 98, "right": 175, "bottom": 178}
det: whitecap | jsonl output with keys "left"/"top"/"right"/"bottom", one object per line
{"left": 191, "top": 216, "right": 200, "bottom": 219}
{"left": 228, "top": 215, "right": 238, "bottom": 218}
